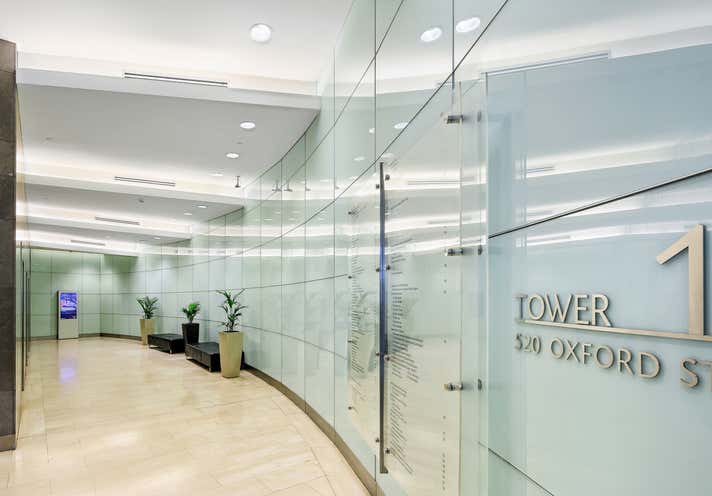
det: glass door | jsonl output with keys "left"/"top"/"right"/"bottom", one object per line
{"left": 379, "top": 83, "right": 466, "bottom": 495}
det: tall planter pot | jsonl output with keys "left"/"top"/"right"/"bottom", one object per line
{"left": 219, "top": 331, "right": 243, "bottom": 378}
{"left": 139, "top": 319, "right": 155, "bottom": 345}
{"left": 181, "top": 323, "right": 199, "bottom": 345}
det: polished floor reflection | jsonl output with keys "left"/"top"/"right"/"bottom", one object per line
{"left": 1, "top": 338, "right": 368, "bottom": 496}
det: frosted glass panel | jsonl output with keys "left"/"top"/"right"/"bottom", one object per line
{"left": 305, "top": 204, "right": 335, "bottom": 281}
{"left": 261, "top": 237, "right": 281, "bottom": 287}
{"left": 282, "top": 335, "right": 305, "bottom": 397}
{"left": 376, "top": 0, "right": 453, "bottom": 156}
{"left": 382, "top": 83, "right": 462, "bottom": 495}
{"left": 335, "top": 0, "right": 375, "bottom": 116}
{"left": 283, "top": 135, "right": 306, "bottom": 181}
{"left": 260, "top": 329, "right": 282, "bottom": 381}
{"left": 487, "top": 44, "right": 712, "bottom": 234}
{"left": 306, "top": 130, "right": 335, "bottom": 218}
{"left": 335, "top": 62, "right": 375, "bottom": 195}
{"left": 282, "top": 282, "right": 305, "bottom": 340}
{"left": 282, "top": 226, "right": 305, "bottom": 285}
{"left": 341, "top": 164, "right": 381, "bottom": 475}
{"left": 487, "top": 170, "right": 712, "bottom": 496}
{"left": 305, "top": 278, "right": 334, "bottom": 351}
{"left": 305, "top": 343, "right": 335, "bottom": 426}
{"left": 283, "top": 165, "right": 306, "bottom": 234}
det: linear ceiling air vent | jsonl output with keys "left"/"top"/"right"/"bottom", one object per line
{"left": 95, "top": 216, "right": 141, "bottom": 226}
{"left": 70, "top": 239, "right": 106, "bottom": 247}
{"left": 123, "top": 72, "right": 228, "bottom": 87}
{"left": 114, "top": 176, "right": 176, "bottom": 187}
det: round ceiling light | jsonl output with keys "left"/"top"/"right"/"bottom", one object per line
{"left": 184, "top": 212, "right": 193, "bottom": 216}
{"left": 393, "top": 121, "right": 409, "bottom": 130}
{"left": 226, "top": 152, "right": 240, "bottom": 159}
{"left": 420, "top": 26, "right": 443, "bottom": 43}
{"left": 240, "top": 121, "right": 256, "bottom": 130}
{"left": 197, "top": 205, "right": 208, "bottom": 209}
{"left": 368, "top": 127, "right": 375, "bottom": 134}
{"left": 456, "top": 17, "right": 481, "bottom": 33}
{"left": 250, "top": 23, "right": 272, "bottom": 43}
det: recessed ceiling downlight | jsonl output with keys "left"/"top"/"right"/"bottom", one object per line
{"left": 456, "top": 17, "right": 481, "bottom": 33}
{"left": 250, "top": 23, "right": 272, "bottom": 43}
{"left": 240, "top": 121, "right": 256, "bottom": 130}
{"left": 226, "top": 152, "right": 240, "bottom": 159}
{"left": 420, "top": 26, "right": 443, "bottom": 43}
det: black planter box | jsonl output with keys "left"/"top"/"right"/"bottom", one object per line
{"left": 182, "top": 323, "right": 199, "bottom": 345}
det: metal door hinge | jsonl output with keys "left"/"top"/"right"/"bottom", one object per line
{"left": 446, "top": 247, "right": 464, "bottom": 256}
{"left": 444, "top": 382, "right": 464, "bottom": 391}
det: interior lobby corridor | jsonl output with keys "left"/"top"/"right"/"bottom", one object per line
{"left": 2, "top": 338, "right": 366, "bottom": 496}
{"left": 3, "top": 1, "right": 712, "bottom": 495}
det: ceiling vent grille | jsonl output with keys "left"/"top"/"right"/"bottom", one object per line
{"left": 70, "top": 239, "right": 106, "bottom": 247}
{"left": 114, "top": 176, "right": 176, "bottom": 187}
{"left": 123, "top": 72, "right": 228, "bottom": 87}
{"left": 95, "top": 216, "right": 141, "bottom": 226}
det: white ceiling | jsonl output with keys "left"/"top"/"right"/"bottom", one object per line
{"left": 0, "top": 0, "right": 352, "bottom": 83}
{"left": 16, "top": 81, "right": 317, "bottom": 251}
{"left": 18, "top": 84, "right": 316, "bottom": 183}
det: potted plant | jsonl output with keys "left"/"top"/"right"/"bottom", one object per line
{"left": 181, "top": 302, "right": 201, "bottom": 345}
{"left": 137, "top": 296, "right": 159, "bottom": 345}
{"left": 216, "top": 289, "right": 247, "bottom": 378}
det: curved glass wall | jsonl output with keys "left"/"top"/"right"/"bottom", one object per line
{"left": 62, "top": 1, "right": 712, "bottom": 494}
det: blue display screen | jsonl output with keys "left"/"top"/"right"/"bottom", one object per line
{"left": 59, "top": 292, "right": 78, "bottom": 320}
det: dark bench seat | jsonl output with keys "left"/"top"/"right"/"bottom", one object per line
{"left": 185, "top": 342, "right": 220, "bottom": 372}
{"left": 148, "top": 333, "right": 185, "bottom": 354}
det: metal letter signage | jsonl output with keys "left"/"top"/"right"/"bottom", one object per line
{"left": 656, "top": 224, "right": 704, "bottom": 336}
{"left": 515, "top": 225, "right": 709, "bottom": 343}
{"left": 513, "top": 225, "right": 712, "bottom": 390}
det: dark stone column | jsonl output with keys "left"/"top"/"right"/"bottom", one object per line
{"left": 0, "top": 39, "right": 16, "bottom": 452}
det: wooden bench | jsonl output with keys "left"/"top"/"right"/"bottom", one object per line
{"left": 185, "top": 342, "right": 221, "bottom": 372}
{"left": 147, "top": 333, "right": 185, "bottom": 354}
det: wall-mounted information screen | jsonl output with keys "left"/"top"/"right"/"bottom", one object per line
{"left": 57, "top": 291, "right": 79, "bottom": 340}
{"left": 59, "top": 292, "right": 78, "bottom": 320}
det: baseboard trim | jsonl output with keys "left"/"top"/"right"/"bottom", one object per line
{"left": 99, "top": 333, "right": 141, "bottom": 341}
{"left": 246, "top": 365, "right": 382, "bottom": 496}
{"left": 0, "top": 434, "right": 16, "bottom": 452}
{"left": 32, "top": 333, "right": 139, "bottom": 341}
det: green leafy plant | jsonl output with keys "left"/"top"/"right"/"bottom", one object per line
{"left": 216, "top": 289, "right": 247, "bottom": 332}
{"left": 137, "top": 296, "right": 159, "bottom": 320}
{"left": 181, "top": 302, "right": 201, "bottom": 323}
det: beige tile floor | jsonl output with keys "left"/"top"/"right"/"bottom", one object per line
{"left": 1, "top": 338, "right": 370, "bottom": 496}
